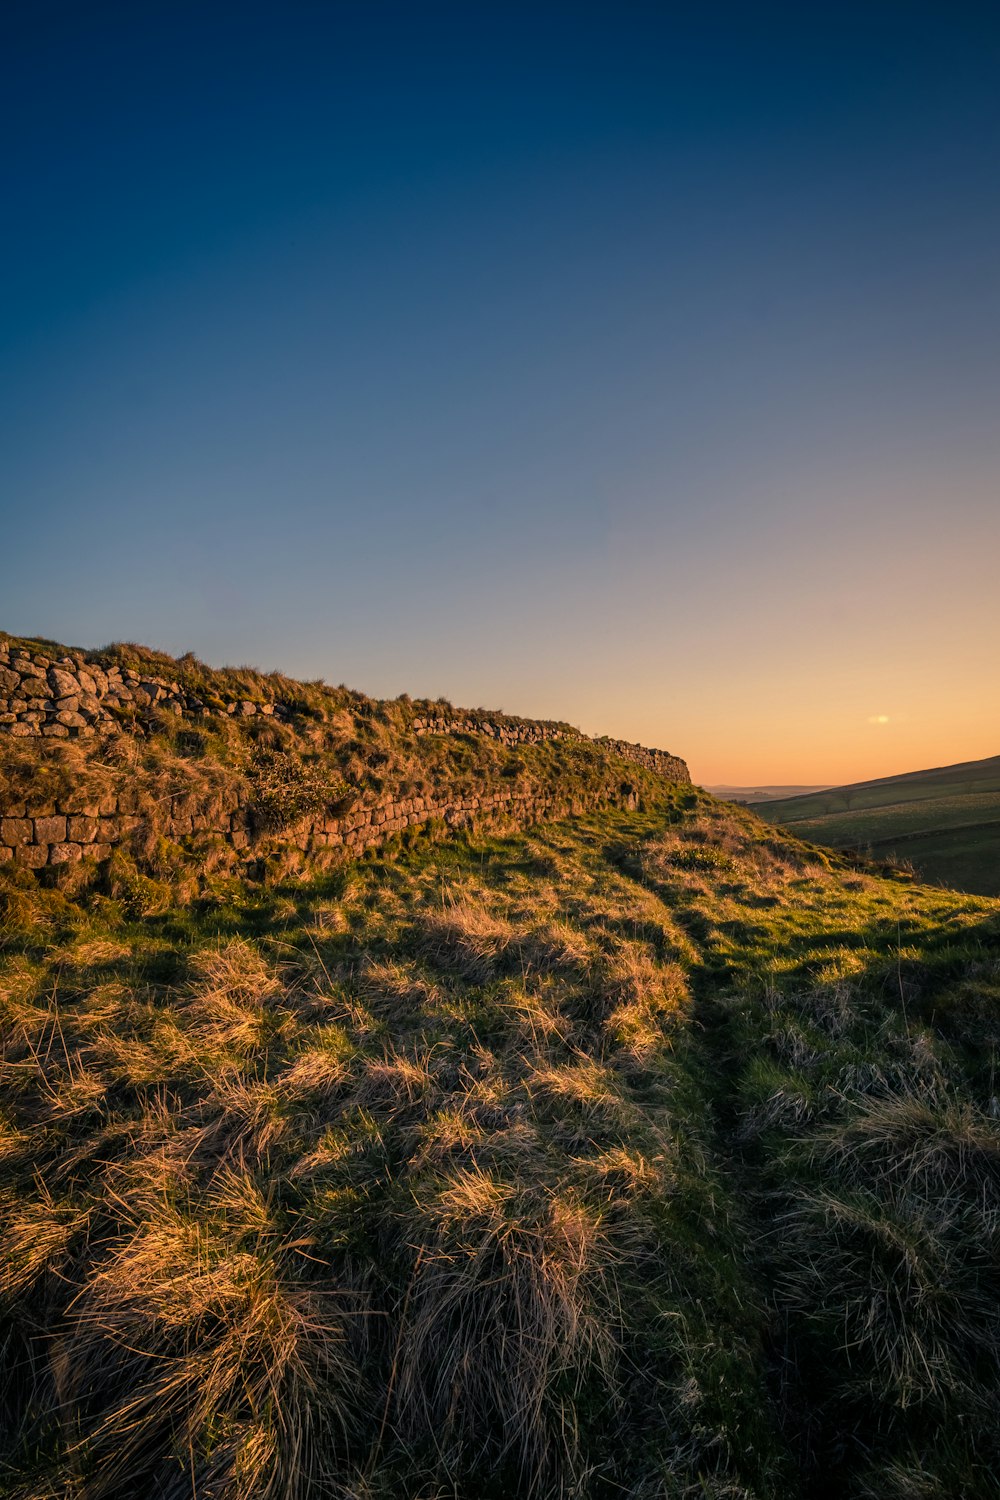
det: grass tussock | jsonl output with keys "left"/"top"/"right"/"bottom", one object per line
{"left": 0, "top": 789, "right": 998, "bottom": 1496}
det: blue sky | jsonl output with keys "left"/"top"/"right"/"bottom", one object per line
{"left": 3, "top": 2, "right": 999, "bottom": 781}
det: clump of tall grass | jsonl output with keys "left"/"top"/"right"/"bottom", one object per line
{"left": 2, "top": 787, "right": 996, "bottom": 1496}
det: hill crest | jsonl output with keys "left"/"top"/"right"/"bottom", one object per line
{"left": 0, "top": 630, "right": 689, "bottom": 877}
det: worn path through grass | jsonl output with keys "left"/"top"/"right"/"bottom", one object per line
{"left": 1, "top": 793, "right": 999, "bottom": 1498}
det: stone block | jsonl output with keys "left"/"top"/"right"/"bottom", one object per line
{"left": 48, "top": 668, "right": 79, "bottom": 698}
{"left": 68, "top": 816, "right": 99, "bottom": 843}
{"left": 0, "top": 845, "right": 12, "bottom": 863}
{"left": 1, "top": 817, "right": 32, "bottom": 844}
{"left": 64, "top": 800, "right": 101, "bottom": 818}
{"left": 34, "top": 816, "right": 67, "bottom": 844}
{"left": 15, "top": 844, "right": 48, "bottom": 868}
{"left": 49, "top": 842, "right": 83, "bottom": 865}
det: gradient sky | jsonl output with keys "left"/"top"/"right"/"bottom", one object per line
{"left": 3, "top": 2, "right": 999, "bottom": 784}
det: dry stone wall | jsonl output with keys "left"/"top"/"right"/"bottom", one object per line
{"left": 411, "top": 712, "right": 570, "bottom": 747}
{"left": 0, "top": 637, "right": 690, "bottom": 871}
{"left": 594, "top": 738, "right": 690, "bottom": 783}
{"left": 0, "top": 775, "right": 647, "bottom": 870}
{"left": 0, "top": 640, "right": 292, "bottom": 738}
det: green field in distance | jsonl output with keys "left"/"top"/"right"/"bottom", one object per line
{"left": 759, "top": 754, "right": 1000, "bottom": 895}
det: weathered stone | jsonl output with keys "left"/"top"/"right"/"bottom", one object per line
{"left": 41, "top": 724, "right": 70, "bottom": 737}
{"left": 34, "top": 815, "right": 68, "bottom": 843}
{"left": 0, "top": 845, "right": 12, "bottom": 864}
{"left": 48, "top": 668, "right": 80, "bottom": 698}
{"left": 0, "top": 667, "right": 19, "bottom": 693}
{"left": 14, "top": 657, "right": 45, "bottom": 677}
{"left": 55, "top": 711, "right": 88, "bottom": 729}
{"left": 20, "top": 676, "right": 50, "bottom": 698}
{"left": 1, "top": 818, "right": 33, "bottom": 844}
{"left": 15, "top": 844, "right": 48, "bottom": 868}
{"left": 67, "top": 816, "right": 99, "bottom": 843}
{"left": 49, "top": 842, "right": 83, "bottom": 865}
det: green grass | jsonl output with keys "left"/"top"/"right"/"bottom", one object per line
{"left": 761, "top": 755, "right": 1000, "bottom": 821}
{"left": 761, "top": 754, "right": 1000, "bottom": 896}
{"left": 1, "top": 793, "right": 999, "bottom": 1497}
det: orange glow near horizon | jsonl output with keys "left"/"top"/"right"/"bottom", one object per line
{"left": 553, "top": 463, "right": 1000, "bottom": 788}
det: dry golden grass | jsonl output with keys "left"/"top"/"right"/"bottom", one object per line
{"left": 0, "top": 788, "right": 998, "bottom": 1497}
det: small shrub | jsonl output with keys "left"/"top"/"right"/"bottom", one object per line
{"left": 246, "top": 746, "right": 349, "bottom": 833}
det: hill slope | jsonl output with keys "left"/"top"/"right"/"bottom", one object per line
{"left": 760, "top": 753, "right": 1000, "bottom": 895}
{"left": 2, "top": 783, "right": 999, "bottom": 1497}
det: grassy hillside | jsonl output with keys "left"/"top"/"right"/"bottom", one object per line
{"left": 2, "top": 789, "right": 999, "bottom": 1498}
{"left": 706, "top": 785, "right": 833, "bottom": 803}
{"left": 760, "top": 755, "right": 1000, "bottom": 896}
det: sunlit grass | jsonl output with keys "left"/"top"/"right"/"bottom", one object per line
{"left": 0, "top": 795, "right": 998, "bottom": 1496}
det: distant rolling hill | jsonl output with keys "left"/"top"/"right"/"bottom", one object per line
{"left": 706, "top": 783, "right": 834, "bottom": 802}
{"left": 761, "top": 753, "right": 1000, "bottom": 895}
